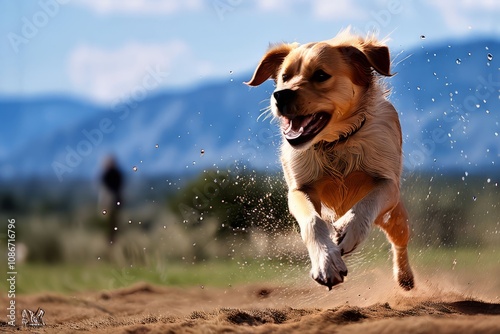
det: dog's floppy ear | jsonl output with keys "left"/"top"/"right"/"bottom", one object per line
{"left": 340, "top": 44, "right": 392, "bottom": 87}
{"left": 245, "top": 43, "right": 297, "bottom": 87}
{"left": 362, "top": 44, "right": 392, "bottom": 76}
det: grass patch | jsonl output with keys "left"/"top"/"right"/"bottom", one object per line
{"left": 4, "top": 246, "right": 498, "bottom": 295}
{"left": 7, "top": 258, "right": 305, "bottom": 295}
{"left": 411, "top": 246, "right": 499, "bottom": 268}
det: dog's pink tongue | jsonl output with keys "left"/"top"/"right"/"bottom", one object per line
{"left": 283, "top": 115, "right": 314, "bottom": 139}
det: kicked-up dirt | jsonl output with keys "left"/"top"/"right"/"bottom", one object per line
{"left": 2, "top": 266, "right": 500, "bottom": 333}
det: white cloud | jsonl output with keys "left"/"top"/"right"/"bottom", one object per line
{"left": 255, "top": 0, "right": 290, "bottom": 12}
{"left": 461, "top": 0, "right": 500, "bottom": 10}
{"left": 254, "top": 0, "right": 368, "bottom": 20}
{"left": 311, "top": 0, "right": 368, "bottom": 20}
{"left": 67, "top": 41, "right": 214, "bottom": 103}
{"left": 73, "top": 0, "right": 205, "bottom": 15}
{"left": 425, "top": 0, "right": 500, "bottom": 32}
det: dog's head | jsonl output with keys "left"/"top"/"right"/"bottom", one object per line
{"left": 246, "top": 30, "right": 392, "bottom": 150}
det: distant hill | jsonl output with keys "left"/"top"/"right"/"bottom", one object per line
{"left": 391, "top": 38, "right": 500, "bottom": 175}
{"left": 0, "top": 79, "right": 279, "bottom": 182}
{"left": 1, "top": 37, "right": 499, "bottom": 183}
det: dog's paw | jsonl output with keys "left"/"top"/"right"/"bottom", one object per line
{"left": 397, "top": 271, "right": 415, "bottom": 291}
{"left": 333, "top": 210, "right": 366, "bottom": 256}
{"left": 332, "top": 224, "right": 346, "bottom": 247}
{"left": 309, "top": 242, "right": 348, "bottom": 290}
{"left": 395, "top": 266, "right": 415, "bottom": 291}
{"left": 337, "top": 228, "right": 359, "bottom": 256}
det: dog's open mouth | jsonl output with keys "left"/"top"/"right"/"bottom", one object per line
{"left": 281, "top": 112, "right": 331, "bottom": 146}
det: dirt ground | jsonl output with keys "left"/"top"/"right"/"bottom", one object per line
{"left": 2, "top": 267, "right": 500, "bottom": 334}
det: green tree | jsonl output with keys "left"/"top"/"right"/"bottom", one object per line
{"left": 168, "top": 169, "right": 293, "bottom": 237}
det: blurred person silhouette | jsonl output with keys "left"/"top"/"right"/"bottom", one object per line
{"left": 98, "top": 155, "right": 124, "bottom": 245}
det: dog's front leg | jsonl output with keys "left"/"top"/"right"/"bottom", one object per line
{"left": 288, "top": 189, "right": 348, "bottom": 290}
{"left": 333, "top": 179, "right": 399, "bottom": 255}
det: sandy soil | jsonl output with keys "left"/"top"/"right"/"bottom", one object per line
{"left": 2, "top": 268, "right": 500, "bottom": 334}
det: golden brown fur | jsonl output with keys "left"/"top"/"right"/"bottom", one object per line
{"left": 246, "top": 29, "right": 414, "bottom": 291}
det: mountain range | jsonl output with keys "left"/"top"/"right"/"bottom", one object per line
{"left": 1, "top": 37, "right": 499, "bottom": 183}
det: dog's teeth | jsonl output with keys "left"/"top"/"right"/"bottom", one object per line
{"left": 299, "top": 126, "right": 304, "bottom": 133}
{"left": 299, "top": 115, "right": 315, "bottom": 129}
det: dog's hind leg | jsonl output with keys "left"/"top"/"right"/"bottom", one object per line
{"left": 375, "top": 200, "right": 415, "bottom": 290}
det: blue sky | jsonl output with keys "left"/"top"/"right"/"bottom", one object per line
{"left": 1, "top": 0, "right": 499, "bottom": 104}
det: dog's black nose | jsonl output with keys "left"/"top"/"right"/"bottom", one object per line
{"left": 273, "top": 89, "right": 296, "bottom": 114}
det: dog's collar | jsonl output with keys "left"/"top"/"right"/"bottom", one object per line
{"left": 314, "top": 115, "right": 366, "bottom": 150}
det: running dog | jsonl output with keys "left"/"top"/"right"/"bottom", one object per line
{"left": 246, "top": 29, "right": 414, "bottom": 291}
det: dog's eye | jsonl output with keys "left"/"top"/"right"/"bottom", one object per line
{"left": 281, "top": 73, "right": 289, "bottom": 82}
{"left": 311, "top": 69, "right": 331, "bottom": 83}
